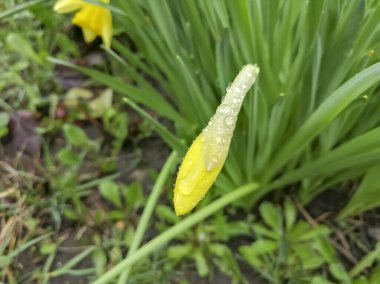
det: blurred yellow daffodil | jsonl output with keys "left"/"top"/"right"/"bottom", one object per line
{"left": 54, "top": 0, "right": 113, "bottom": 48}
{"left": 173, "top": 64, "right": 260, "bottom": 215}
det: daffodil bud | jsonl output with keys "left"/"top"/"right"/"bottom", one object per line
{"left": 173, "top": 64, "right": 260, "bottom": 215}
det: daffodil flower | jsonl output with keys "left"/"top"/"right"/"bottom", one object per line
{"left": 54, "top": 0, "right": 113, "bottom": 49}
{"left": 173, "top": 64, "right": 260, "bottom": 215}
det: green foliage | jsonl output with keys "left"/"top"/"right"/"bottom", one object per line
{"left": 0, "top": 112, "right": 10, "bottom": 138}
{"left": 0, "top": 3, "right": 134, "bottom": 283}
{"left": 6, "top": 33, "right": 44, "bottom": 64}
{"left": 63, "top": 123, "right": 94, "bottom": 148}
{"left": 53, "top": 0, "right": 380, "bottom": 283}
{"left": 123, "top": 181, "right": 144, "bottom": 209}
{"left": 99, "top": 179, "right": 123, "bottom": 208}
{"left": 240, "top": 200, "right": 333, "bottom": 282}
{"left": 339, "top": 165, "right": 380, "bottom": 218}
{"left": 161, "top": 211, "right": 251, "bottom": 284}
{"left": 57, "top": 0, "right": 380, "bottom": 213}
{"left": 0, "top": 0, "right": 76, "bottom": 111}
{"left": 2, "top": 0, "right": 380, "bottom": 283}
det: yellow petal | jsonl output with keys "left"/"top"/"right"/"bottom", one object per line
{"left": 71, "top": 2, "right": 112, "bottom": 48}
{"left": 71, "top": 5, "right": 99, "bottom": 33}
{"left": 54, "top": 0, "right": 84, "bottom": 13}
{"left": 101, "top": 10, "right": 113, "bottom": 48}
{"left": 173, "top": 133, "right": 225, "bottom": 216}
{"left": 82, "top": 27, "right": 97, "bottom": 43}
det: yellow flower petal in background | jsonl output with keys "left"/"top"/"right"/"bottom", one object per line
{"left": 54, "top": 0, "right": 84, "bottom": 13}
{"left": 173, "top": 64, "right": 260, "bottom": 216}
{"left": 82, "top": 27, "right": 97, "bottom": 43}
{"left": 100, "top": 12, "right": 112, "bottom": 49}
{"left": 54, "top": 0, "right": 113, "bottom": 48}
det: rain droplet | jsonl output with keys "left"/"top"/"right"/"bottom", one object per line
{"left": 246, "top": 72, "right": 253, "bottom": 77}
{"left": 241, "top": 83, "right": 248, "bottom": 89}
{"left": 219, "top": 104, "right": 230, "bottom": 113}
{"left": 224, "top": 116, "right": 235, "bottom": 126}
{"left": 216, "top": 137, "right": 222, "bottom": 143}
{"left": 235, "top": 87, "right": 242, "bottom": 93}
{"left": 226, "top": 83, "right": 232, "bottom": 92}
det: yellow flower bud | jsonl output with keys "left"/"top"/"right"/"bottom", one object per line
{"left": 173, "top": 64, "right": 260, "bottom": 215}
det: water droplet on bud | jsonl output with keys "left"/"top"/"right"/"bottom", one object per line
{"left": 218, "top": 104, "right": 230, "bottom": 113}
{"left": 226, "top": 83, "right": 232, "bottom": 93}
{"left": 224, "top": 116, "right": 235, "bottom": 126}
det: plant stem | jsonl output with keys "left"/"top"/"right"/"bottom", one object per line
{"left": 117, "top": 151, "right": 178, "bottom": 284}
{"left": 92, "top": 182, "right": 260, "bottom": 284}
